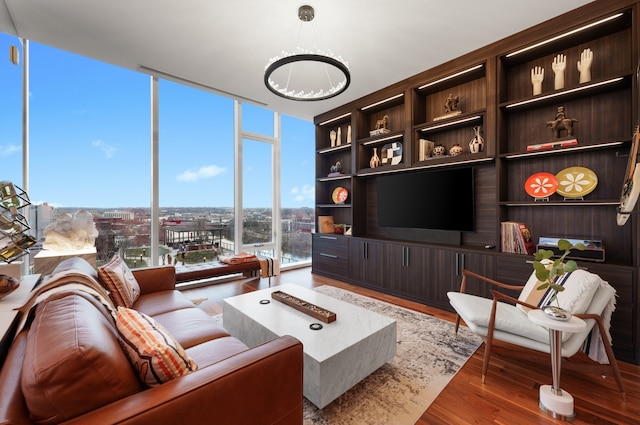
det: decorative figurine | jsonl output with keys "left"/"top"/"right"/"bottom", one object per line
{"left": 330, "top": 130, "right": 337, "bottom": 147}
{"left": 552, "top": 54, "right": 566, "bottom": 90}
{"left": 469, "top": 126, "right": 485, "bottom": 154}
{"left": 337, "top": 127, "right": 342, "bottom": 146}
{"left": 577, "top": 48, "right": 593, "bottom": 83}
{"left": 444, "top": 93, "right": 459, "bottom": 114}
{"left": 370, "top": 115, "right": 390, "bottom": 136}
{"left": 329, "top": 159, "right": 342, "bottom": 175}
{"left": 346, "top": 125, "right": 352, "bottom": 144}
{"left": 531, "top": 66, "right": 544, "bottom": 95}
{"left": 546, "top": 106, "right": 578, "bottom": 139}
{"left": 434, "top": 94, "right": 462, "bottom": 121}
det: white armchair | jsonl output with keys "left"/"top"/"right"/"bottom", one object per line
{"left": 447, "top": 268, "right": 625, "bottom": 394}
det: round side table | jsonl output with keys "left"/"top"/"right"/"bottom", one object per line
{"left": 528, "top": 309, "right": 586, "bottom": 422}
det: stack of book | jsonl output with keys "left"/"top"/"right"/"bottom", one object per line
{"left": 501, "top": 221, "right": 534, "bottom": 254}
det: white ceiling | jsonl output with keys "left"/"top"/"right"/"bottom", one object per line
{"left": 0, "top": 0, "right": 593, "bottom": 121}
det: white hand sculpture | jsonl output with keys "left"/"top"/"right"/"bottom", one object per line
{"left": 577, "top": 48, "right": 593, "bottom": 83}
{"left": 531, "top": 66, "right": 544, "bottom": 95}
{"left": 552, "top": 54, "right": 566, "bottom": 90}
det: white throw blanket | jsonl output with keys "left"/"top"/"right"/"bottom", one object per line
{"left": 581, "top": 279, "right": 616, "bottom": 364}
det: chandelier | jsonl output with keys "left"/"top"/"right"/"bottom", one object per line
{"left": 264, "top": 5, "right": 350, "bottom": 101}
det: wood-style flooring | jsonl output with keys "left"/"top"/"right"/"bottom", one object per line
{"left": 181, "top": 267, "right": 640, "bottom": 425}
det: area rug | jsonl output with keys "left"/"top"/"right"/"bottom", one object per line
{"left": 212, "top": 286, "right": 480, "bottom": 424}
{"left": 292, "top": 285, "right": 481, "bottom": 425}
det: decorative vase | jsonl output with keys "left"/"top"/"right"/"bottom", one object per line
{"left": 542, "top": 305, "right": 572, "bottom": 321}
{"left": 432, "top": 144, "right": 446, "bottom": 157}
{"left": 370, "top": 148, "right": 381, "bottom": 168}
{"left": 469, "top": 126, "right": 485, "bottom": 154}
{"left": 449, "top": 144, "right": 463, "bottom": 156}
{"left": 346, "top": 125, "right": 352, "bottom": 144}
{"left": 336, "top": 127, "right": 342, "bottom": 146}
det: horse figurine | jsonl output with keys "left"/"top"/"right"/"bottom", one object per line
{"left": 547, "top": 106, "right": 578, "bottom": 139}
{"left": 375, "top": 115, "right": 389, "bottom": 130}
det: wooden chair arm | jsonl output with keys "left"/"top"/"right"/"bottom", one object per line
{"left": 459, "top": 268, "right": 526, "bottom": 294}
{"left": 490, "top": 290, "right": 538, "bottom": 311}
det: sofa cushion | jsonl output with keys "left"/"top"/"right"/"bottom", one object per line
{"left": 185, "top": 336, "right": 249, "bottom": 369}
{"left": 152, "top": 307, "right": 231, "bottom": 348}
{"left": 116, "top": 307, "right": 198, "bottom": 388}
{"left": 133, "top": 289, "right": 196, "bottom": 316}
{"left": 21, "top": 295, "right": 142, "bottom": 424}
{"left": 98, "top": 254, "right": 141, "bottom": 307}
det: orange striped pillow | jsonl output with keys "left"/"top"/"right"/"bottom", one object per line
{"left": 98, "top": 254, "right": 141, "bottom": 307}
{"left": 116, "top": 307, "right": 197, "bottom": 387}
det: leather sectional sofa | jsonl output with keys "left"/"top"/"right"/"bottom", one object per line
{"left": 0, "top": 257, "right": 303, "bottom": 424}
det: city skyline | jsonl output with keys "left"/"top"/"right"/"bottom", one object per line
{"left": 0, "top": 35, "right": 315, "bottom": 209}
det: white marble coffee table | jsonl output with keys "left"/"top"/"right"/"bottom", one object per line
{"left": 222, "top": 284, "right": 397, "bottom": 408}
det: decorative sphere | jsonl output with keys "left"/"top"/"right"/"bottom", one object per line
{"left": 449, "top": 144, "right": 463, "bottom": 156}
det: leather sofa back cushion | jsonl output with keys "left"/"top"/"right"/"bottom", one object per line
{"left": 21, "top": 295, "right": 142, "bottom": 424}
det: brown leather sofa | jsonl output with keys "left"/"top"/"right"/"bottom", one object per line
{"left": 0, "top": 262, "right": 303, "bottom": 424}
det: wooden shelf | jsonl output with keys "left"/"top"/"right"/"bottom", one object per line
{"left": 359, "top": 131, "right": 404, "bottom": 146}
{"left": 500, "top": 75, "right": 630, "bottom": 111}
{"left": 317, "top": 174, "right": 351, "bottom": 182}
{"left": 500, "top": 200, "right": 620, "bottom": 207}
{"left": 501, "top": 140, "right": 627, "bottom": 159}
{"left": 317, "top": 144, "right": 351, "bottom": 155}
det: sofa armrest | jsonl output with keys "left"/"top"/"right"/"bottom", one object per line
{"left": 63, "top": 335, "right": 303, "bottom": 425}
{"left": 132, "top": 266, "right": 176, "bottom": 294}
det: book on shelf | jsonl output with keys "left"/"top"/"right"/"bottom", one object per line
{"left": 501, "top": 221, "right": 534, "bottom": 255}
{"left": 318, "top": 216, "right": 335, "bottom": 234}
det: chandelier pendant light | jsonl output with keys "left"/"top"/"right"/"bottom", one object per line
{"left": 264, "top": 5, "right": 350, "bottom": 101}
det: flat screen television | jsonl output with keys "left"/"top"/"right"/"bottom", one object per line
{"left": 376, "top": 167, "right": 474, "bottom": 231}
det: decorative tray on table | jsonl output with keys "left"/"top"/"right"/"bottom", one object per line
{"left": 271, "top": 291, "right": 337, "bottom": 323}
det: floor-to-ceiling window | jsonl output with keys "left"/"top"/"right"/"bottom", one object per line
{"left": 1, "top": 34, "right": 314, "bottom": 271}
{"left": 158, "top": 80, "right": 234, "bottom": 266}
{"left": 281, "top": 115, "right": 314, "bottom": 263}
{"left": 29, "top": 42, "right": 149, "bottom": 267}
{"left": 237, "top": 103, "right": 278, "bottom": 259}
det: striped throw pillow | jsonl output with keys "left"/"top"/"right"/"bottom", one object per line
{"left": 116, "top": 307, "right": 197, "bottom": 387}
{"left": 98, "top": 254, "right": 141, "bottom": 307}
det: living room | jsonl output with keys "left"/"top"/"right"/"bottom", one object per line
{"left": 1, "top": 0, "right": 640, "bottom": 423}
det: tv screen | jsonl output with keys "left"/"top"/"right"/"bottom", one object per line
{"left": 376, "top": 167, "right": 474, "bottom": 231}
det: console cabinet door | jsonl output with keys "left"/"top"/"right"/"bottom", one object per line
{"left": 383, "top": 242, "right": 426, "bottom": 301}
{"left": 425, "top": 248, "right": 495, "bottom": 311}
{"left": 348, "top": 238, "right": 383, "bottom": 288}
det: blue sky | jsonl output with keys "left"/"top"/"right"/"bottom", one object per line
{"left": 0, "top": 34, "right": 315, "bottom": 209}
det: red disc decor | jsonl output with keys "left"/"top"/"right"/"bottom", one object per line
{"left": 525, "top": 172, "right": 558, "bottom": 199}
{"left": 332, "top": 187, "right": 348, "bottom": 204}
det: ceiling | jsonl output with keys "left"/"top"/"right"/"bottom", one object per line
{"left": 0, "top": 0, "right": 594, "bottom": 122}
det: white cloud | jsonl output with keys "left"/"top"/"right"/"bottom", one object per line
{"left": 291, "top": 184, "right": 314, "bottom": 202}
{"left": 91, "top": 140, "right": 117, "bottom": 158}
{"left": 177, "top": 165, "right": 226, "bottom": 182}
{"left": 0, "top": 144, "right": 20, "bottom": 157}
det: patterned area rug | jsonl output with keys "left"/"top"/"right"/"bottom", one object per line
{"left": 302, "top": 286, "right": 482, "bottom": 425}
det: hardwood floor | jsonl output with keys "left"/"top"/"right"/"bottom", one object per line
{"left": 181, "top": 267, "right": 640, "bottom": 425}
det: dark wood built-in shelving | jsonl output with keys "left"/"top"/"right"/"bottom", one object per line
{"left": 313, "top": 0, "right": 640, "bottom": 364}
